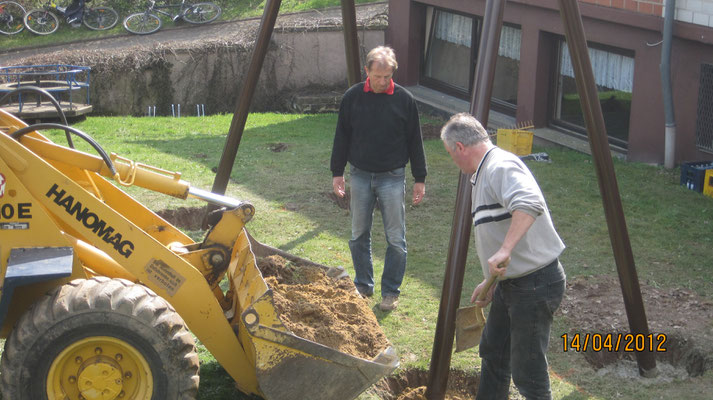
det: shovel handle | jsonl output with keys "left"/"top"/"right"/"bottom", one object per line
{"left": 475, "top": 262, "right": 507, "bottom": 304}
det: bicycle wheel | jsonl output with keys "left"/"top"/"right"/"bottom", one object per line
{"left": 0, "top": 1, "right": 25, "bottom": 35}
{"left": 123, "top": 12, "right": 161, "bottom": 35}
{"left": 83, "top": 6, "right": 118, "bottom": 31}
{"left": 24, "top": 9, "right": 59, "bottom": 35}
{"left": 182, "top": 2, "right": 221, "bottom": 24}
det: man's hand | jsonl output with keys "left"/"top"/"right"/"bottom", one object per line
{"left": 332, "top": 176, "right": 346, "bottom": 198}
{"left": 487, "top": 252, "right": 510, "bottom": 278}
{"left": 412, "top": 182, "right": 425, "bottom": 205}
{"left": 485, "top": 210, "right": 535, "bottom": 278}
{"left": 471, "top": 278, "right": 496, "bottom": 307}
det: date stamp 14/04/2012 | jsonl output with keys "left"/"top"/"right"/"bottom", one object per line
{"left": 561, "top": 333, "right": 668, "bottom": 353}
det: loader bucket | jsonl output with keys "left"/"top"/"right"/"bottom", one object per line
{"left": 228, "top": 230, "right": 399, "bottom": 400}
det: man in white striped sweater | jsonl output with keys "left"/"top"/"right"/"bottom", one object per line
{"left": 441, "top": 113, "right": 566, "bottom": 400}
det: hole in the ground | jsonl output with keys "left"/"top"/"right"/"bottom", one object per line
{"left": 156, "top": 206, "right": 207, "bottom": 231}
{"left": 268, "top": 142, "right": 289, "bottom": 152}
{"left": 367, "top": 368, "right": 478, "bottom": 400}
{"left": 323, "top": 191, "right": 350, "bottom": 210}
{"left": 582, "top": 332, "right": 712, "bottom": 380}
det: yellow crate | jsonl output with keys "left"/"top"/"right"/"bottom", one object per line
{"left": 496, "top": 128, "right": 533, "bottom": 156}
{"left": 704, "top": 169, "right": 713, "bottom": 198}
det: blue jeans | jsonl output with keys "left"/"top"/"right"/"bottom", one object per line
{"left": 477, "top": 259, "right": 566, "bottom": 400}
{"left": 348, "top": 165, "right": 407, "bottom": 298}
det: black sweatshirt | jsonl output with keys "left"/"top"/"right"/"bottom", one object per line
{"left": 330, "top": 82, "right": 427, "bottom": 183}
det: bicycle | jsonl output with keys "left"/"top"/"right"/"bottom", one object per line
{"left": 0, "top": 1, "right": 25, "bottom": 35}
{"left": 24, "top": 0, "right": 118, "bottom": 35}
{"left": 123, "top": 0, "right": 221, "bottom": 35}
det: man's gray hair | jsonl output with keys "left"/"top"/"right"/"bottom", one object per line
{"left": 366, "top": 46, "right": 398, "bottom": 72}
{"left": 440, "top": 113, "right": 490, "bottom": 149}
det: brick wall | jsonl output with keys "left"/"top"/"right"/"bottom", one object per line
{"left": 674, "top": 0, "right": 713, "bottom": 27}
{"left": 579, "top": 0, "right": 713, "bottom": 27}
{"left": 578, "top": 0, "right": 664, "bottom": 16}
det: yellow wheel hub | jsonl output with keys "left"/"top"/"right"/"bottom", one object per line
{"left": 47, "top": 336, "right": 153, "bottom": 400}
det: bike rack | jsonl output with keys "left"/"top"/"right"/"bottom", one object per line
{"left": 0, "top": 64, "right": 92, "bottom": 119}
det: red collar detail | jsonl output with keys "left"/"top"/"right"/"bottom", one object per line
{"left": 364, "top": 77, "right": 395, "bottom": 95}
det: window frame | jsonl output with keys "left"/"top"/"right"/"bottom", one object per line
{"left": 419, "top": 8, "right": 521, "bottom": 117}
{"left": 549, "top": 38, "right": 635, "bottom": 148}
{"left": 490, "top": 23, "right": 522, "bottom": 116}
{"left": 420, "top": 7, "right": 480, "bottom": 101}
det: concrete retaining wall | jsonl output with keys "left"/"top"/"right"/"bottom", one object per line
{"left": 90, "top": 28, "right": 384, "bottom": 116}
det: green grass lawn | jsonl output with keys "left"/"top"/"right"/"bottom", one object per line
{"left": 27, "top": 113, "right": 711, "bottom": 399}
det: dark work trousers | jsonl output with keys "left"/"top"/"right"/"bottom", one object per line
{"left": 476, "top": 259, "right": 566, "bottom": 400}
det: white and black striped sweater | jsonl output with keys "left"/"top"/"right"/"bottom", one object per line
{"left": 470, "top": 147, "right": 565, "bottom": 279}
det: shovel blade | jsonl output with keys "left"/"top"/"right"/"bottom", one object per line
{"left": 454, "top": 305, "right": 486, "bottom": 353}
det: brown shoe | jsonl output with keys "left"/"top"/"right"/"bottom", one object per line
{"left": 379, "top": 295, "right": 399, "bottom": 311}
{"left": 356, "top": 287, "right": 373, "bottom": 298}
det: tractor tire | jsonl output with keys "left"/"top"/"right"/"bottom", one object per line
{"left": 0, "top": 277, "right": 200, "bottom": 400}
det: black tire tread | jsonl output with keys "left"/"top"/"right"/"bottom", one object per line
{"left": 0, "top": 277, "right": 199, "bottom": 399}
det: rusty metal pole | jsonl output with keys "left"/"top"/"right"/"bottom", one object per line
{"left": 558, "top": 0, "right": 657, "bottom": 377}
{"left": 341, "top": 0, "right": 362, "bottom": 86}
{"left": 425, "top": 0, "right": 506, "bottom": 398}
{"left": 209, "top": 0, "right": 283, "bottom": 198}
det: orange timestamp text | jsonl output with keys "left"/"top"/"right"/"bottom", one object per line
{"left": 561, "top": 333, "right": 667, "bottom": 353}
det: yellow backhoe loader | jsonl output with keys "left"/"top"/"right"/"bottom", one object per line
{"left": 0, "top": 90, "right": 397, "bottom": 399}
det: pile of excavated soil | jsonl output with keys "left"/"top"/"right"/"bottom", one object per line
{"left": 395, "top": 386, "right": 468, "bottom": 400}
{"left": 367, "top": 368, "right": 498, "bottom": 400}
{"left": 256, "top": 255, "right": 389, "bottom": 360}
{"left": 559, "top": 274, "right": 713, "bottom": 377}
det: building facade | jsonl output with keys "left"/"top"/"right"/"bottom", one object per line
{"left": 387, "top": 0, "right": 713, "bottom": 164}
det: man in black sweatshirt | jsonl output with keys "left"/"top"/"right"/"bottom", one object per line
{"left": 330, "top": 46, "right": 427, "bottom": 311}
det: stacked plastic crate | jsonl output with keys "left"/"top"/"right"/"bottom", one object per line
{"left": 680, "top": 161, "right": 713, "bottom": 198}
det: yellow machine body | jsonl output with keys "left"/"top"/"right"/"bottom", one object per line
{"left": 0, "top": 110, "right": 396, "bottom": 400}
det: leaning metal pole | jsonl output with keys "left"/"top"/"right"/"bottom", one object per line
{"left": 341, "top": 0, "right": 362, "bottom": 86}
{"left": 210, "top": 0, "right": 283, "bottom": 199}
{"left": 558, "top": 0, "right": 657, "bottom": 376}
{"left": 425, "top": 0, "right": 506, "bottom": 398}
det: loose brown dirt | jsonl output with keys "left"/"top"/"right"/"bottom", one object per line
{"left": 324, "top": 191, "right": 350, "bottom": 210}
{"left": 369, "top": 368, "right": 477, "bottom": 400}
{"left": 267, "top": 142, "right": 289, "bottom": 152}
{"left": 395, "top": 386, "right": 464, "bottom": 400}
{"left": 156, "top": 206, "right": 206, "bottom": 231}
{"left": 256, "top": 255, "right": 389, "bottom": 360}
{"left": 559, "top": 275, "right": 713, "bottom": 376}
{"left": 421, "top": 123, "right": 443, "bottom": 140}
{"left": 363, "top": 368, "right": 527, "bottom": 400}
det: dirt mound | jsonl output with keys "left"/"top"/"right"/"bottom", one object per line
{"left": 366, "top": 368, "right": 530, "bottom": 400}
{"left": 421, "top": 123, "right": 443, "bottom": 140}
{"left": 395, "top": 386, "right": 468, "bottom": 400}
{"left": 370, "top": 368, "right": 477, "bottom": 400}
{"left": 324, "top": 191, "right": 350, "bottom": 210}
{"left": 560, "top": 275, "right": 713, "bottom": 376}
{"left": 257, "top": 255, "right": 389, "bottom": 360}
{"left": 156, "top": 206, "right": 206, "bottom": 231}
